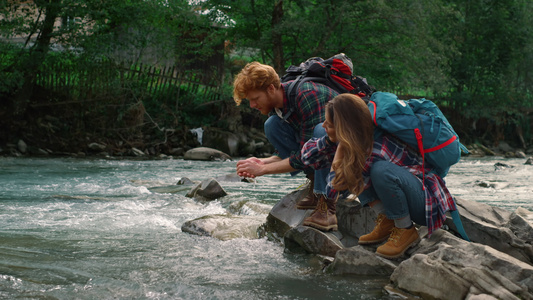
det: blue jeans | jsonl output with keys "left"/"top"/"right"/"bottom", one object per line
{"left": 264, "top": 115, "right": 329, "bottom": 195}
{"left": 358, "top": 160, "right": 427, "bottom": 225}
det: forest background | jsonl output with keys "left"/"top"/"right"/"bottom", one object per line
{"left": 1, "top": 0, "right": 532, "bottom": 157}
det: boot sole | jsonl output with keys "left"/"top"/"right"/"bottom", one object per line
{"left": 376, "top": 237, "right": 421, "bottom": 259}
{"left": 303, "top": 221, "right": 338, "bottom": 231}
{"left": 358, "top": 235, "right": 390, "bottom": 245}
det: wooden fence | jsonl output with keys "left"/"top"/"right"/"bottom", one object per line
{"left": 34, "top": 60, "right": 223, "bottom": 105}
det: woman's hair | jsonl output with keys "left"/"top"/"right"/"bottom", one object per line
{"left": 233, "top": 62, "right": 281, "bottom": 105}
{"left": 328, "top": 94, "right": 374, "bottom": 196}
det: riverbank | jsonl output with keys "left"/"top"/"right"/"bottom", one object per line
{"left": 1, "top": 101, "right": 532, "bottom": 160}
{"left": 2, "top": 126, "right": 532, "bottom": 162}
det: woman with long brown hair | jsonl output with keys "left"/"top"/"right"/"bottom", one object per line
{"left": 301, "top": 93, "right": 456, "bottom": 258}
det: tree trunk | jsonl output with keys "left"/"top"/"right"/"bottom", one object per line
{"left": 11, "top": 1, "right": 61, "bottom": 117}
{"left": 271, "top": 0, "right": 284, "bottom": 74}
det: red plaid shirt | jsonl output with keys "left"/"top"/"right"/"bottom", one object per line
{"left": 275, "top": 81, "right": 339, "bottom": 170}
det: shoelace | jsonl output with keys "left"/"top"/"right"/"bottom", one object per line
{"left": 388, "top": 227, "right": 404, "bottom": 244}
{"left": 317, "top": 198, "right": 328, "bottom": 213}
{"left": 375, "top": 214, "right": 386, "bottom": 225}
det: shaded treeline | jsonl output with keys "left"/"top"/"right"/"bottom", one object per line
{"left": 1, "top": 0, "right": 532, "bottom": 154}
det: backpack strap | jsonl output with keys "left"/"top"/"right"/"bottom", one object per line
{"left": 282, "top": 76, "right": 339, "bottom": 122}
{"left": 281, "top": 79, "right": 301, "bottom": 122}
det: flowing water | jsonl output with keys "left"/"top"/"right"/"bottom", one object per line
{"left": 0, "top": 156, "right": 531, "bottom": 299}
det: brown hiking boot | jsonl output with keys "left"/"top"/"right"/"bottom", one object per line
{"left": 358, "top": 213, "right": 395, "bottom": 245}
{"left": 296, "top": 177, "right": 318, "bottom": 209}
{"left": 296, "top": 192, "right": 319, "bottom": 209}
{"left": 376, "top": 226, "right": 420, "bottom": 259}
{"left": 302, "top": 196, "right": 338, "bottom": 231}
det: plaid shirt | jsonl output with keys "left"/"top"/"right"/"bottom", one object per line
{"left": 276, "top": 81, "right": 339, "bottom": 170}
{"left": 301, "top": 131, "right": 456, "bottom": 237}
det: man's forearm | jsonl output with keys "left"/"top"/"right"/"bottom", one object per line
{"left": 262, "top": 157, "right": 297, "bottom": 175}
{"left": 261, "top": 155, "right": 282, "bottom": 164}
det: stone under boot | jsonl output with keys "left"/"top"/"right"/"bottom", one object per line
{"left": 376, "top": 226, "right": 420, "bottom": 259}
{"left": 296, "top": 177, "right": 319, "bottom": 210}
{"left": 358, "top": 213, "right": 395, "bottom": 245}
{"left": 302, "top": 196, "right": 338, "bottom": 231}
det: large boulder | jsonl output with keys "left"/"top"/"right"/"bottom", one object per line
{"left": 181, "top": 214, "right": 265, "bottom": 241}
{"left": 268, "top": 191, "right": 533, "bottom": 299}
{"left": 186, "top": 178, "right": 227, "bottom": 200}
{"left": 391, "top": 229, "right": 533, "bottom": 300}
{"left": 202, "top": 128, "right": 240, "bottom": 157}
{"left": 264, "top": 188, "right": 376, "bottom": 246}
{"left": 444, "top": 197, "right": 533, "bottom": 264}
{"left": 263, "top": 188, "right": 313, "bottom": 240}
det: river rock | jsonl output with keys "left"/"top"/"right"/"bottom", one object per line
{"left": 265, "top": 187, "right": 376, "bottom": 246}
{"left": 181, "top": 214, "right": 265, "bottom": 240}
{"left": 284, "top": 226, "right": 345, "bottom": 257}
{"left": 474, "top": 180, "right": 509, "bottom": 189}
{"left": 515, "top": 150, "right": 527, "bottom": 158}
{"left": 444, "top": 197, "right": 533, "bottom": 264}
{"left": 228, "top": 200, "right": 272, "bottom": 216}
{"left": 17, "top": 139, "right": 27, "bottom": 153}
{"left": 148, "top": 185, "right": 191, "bottom": 194}
{"left": 29, "top": 147, "right": 49, "bottom": 156}
{"left": 475, "top": 180, "right": 497, "bottom": 188}
{"left": 326, "top": 246, "right": 398, "bottom": 276}
{"left": 202, "top": 127, "right": 240, "bottom": 156}
{"left": 494, "top": 162, "right": 514, "bottom": 170}
{"left": 263, "top": 187, "right": 313, "bottom": 241}
{"left": 88, "top": 142, "right": 106, "bottom": 152}
{"left": 266, "top": 188, "right": 533, "bottom": 299}
{"left": 131, "top": 147, "right": 145, "bottom": 156}
{"left": 498, "top": 141, "right": 515, "bottom": 153}
{"left": 525, "top": 157, "right": 533, "bottom": 165}
{"left": 477, "top": 143, "right": 496, "bottom": 156}
{"left": 184, "top": 147, "right": 232, "bottom": 161}
{"left": 505, "top": 151, "right": 526, "bottom": 158}
{"left": 336, "top": 196, "right": 377, "bottom": 246}
{"left": 516, "top": 207, "right": 533, "bottom": 224}
{"left": 186, "top": 178, "right": 227, "bottom": 200}
{"left": 177, "top": 177, "right": 195, "bottom": 185}
{"left": 391, "top": 229, "right": 533, "bottom": 300}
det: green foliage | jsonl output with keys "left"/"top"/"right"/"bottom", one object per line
{"left": 446, "top": 0, "right": 533, "bottom": 132}
{"left": 0, "top": 43, "right": 25, "bottom": 95}
{"left": 1, "top": 0, "right": 532, "bottom": 147}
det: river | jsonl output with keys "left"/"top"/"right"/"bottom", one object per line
{"left": 0, "top": 156, "right": 531, "bottom": 299}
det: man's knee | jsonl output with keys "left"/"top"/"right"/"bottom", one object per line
{"left": 264, "top": 116, "right": 280, "bottom": 141}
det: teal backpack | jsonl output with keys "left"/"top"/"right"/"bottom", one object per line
{"left": 367, "top": 91, "right": 468, "bottom": 178}
{"left": 368, "top": 91, "right": 470, "bottom": 242}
